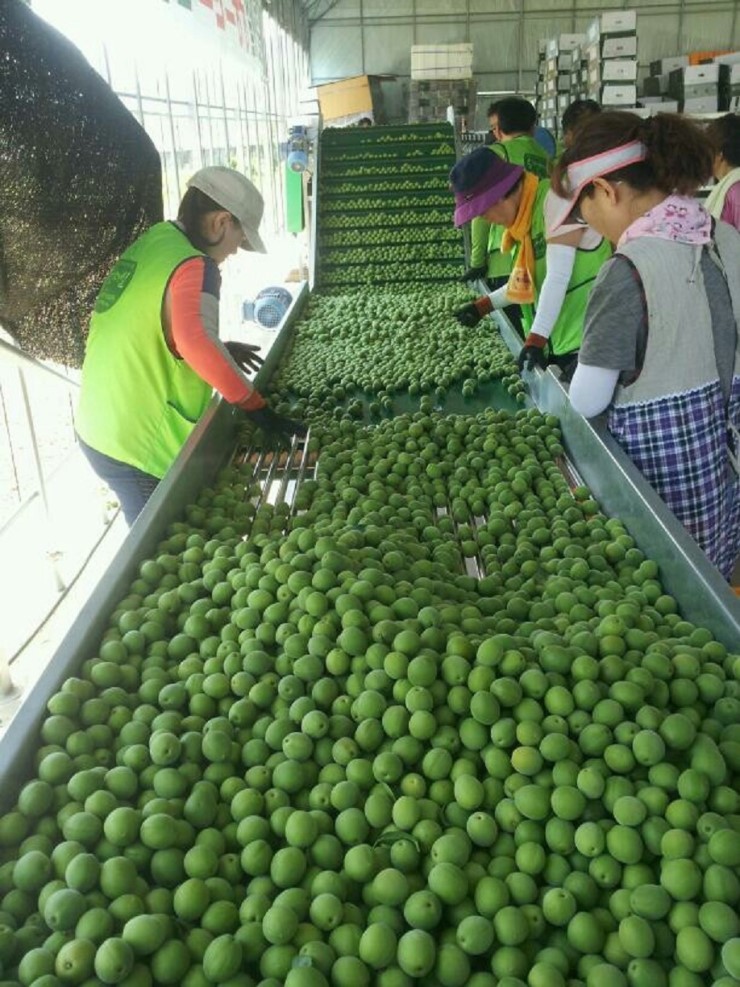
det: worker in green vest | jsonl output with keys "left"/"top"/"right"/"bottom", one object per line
{"left": 76, "top": 166, "right": 304, "bottom": 525}
{"left": 462, "top": 97, "right": 552, "bottom": 292}
{"left": 451, "top": 147, "right": 611, "bottom": 375}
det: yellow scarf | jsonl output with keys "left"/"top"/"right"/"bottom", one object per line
{"left": 501, "top": 172, "right": 539, "bottom": 304}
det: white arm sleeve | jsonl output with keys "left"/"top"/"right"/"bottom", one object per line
{"left": 529, "top": 243, "right": 576, "bottom": 340}
{"left": 569, "top": 363, "right": 621, "bottom": 418}
{"left": 486, "top": 285, "right": 511, "bottom": 309}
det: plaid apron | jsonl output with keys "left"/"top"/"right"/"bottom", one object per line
{"left": 608, "top": 375, "right": 740, "bottom": 579}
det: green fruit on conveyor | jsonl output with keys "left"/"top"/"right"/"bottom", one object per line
{"left": 316, "top": 124, "right": 462, "bottom": 291}
{"left": 266, "top": 287, "right": 525, "bottom": 425}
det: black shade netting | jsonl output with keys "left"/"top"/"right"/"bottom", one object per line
{"left": 0, "top": 0, "right": 163, "bottom": 367}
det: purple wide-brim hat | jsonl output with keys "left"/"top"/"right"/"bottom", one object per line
{"left": 450, "top": 147, "right": 524, "bottom": 227}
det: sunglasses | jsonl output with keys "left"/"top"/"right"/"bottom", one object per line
{"left": 571, "top": 178, "right": 624, "bottom": 225}
{"left": 571, "top": 182, "right": 594, "bottom": 225}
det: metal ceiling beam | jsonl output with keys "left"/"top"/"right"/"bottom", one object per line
{"left": 308, "top": 0, "right": 343, "bottom": 23}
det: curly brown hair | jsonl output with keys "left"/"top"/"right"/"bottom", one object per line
{"left": 551, "top": 112, "right": 714, "bottom": 198}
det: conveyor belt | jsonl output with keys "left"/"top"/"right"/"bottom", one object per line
{"left": 232, "top": 429, "right": 316, "bottom": 515}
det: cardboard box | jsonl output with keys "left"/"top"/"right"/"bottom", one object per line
{"left": 714, "top": 51, "right": 740, "bottom": 65}
{"left": 545, "top": 55, "right": 571, "bottom": 74}
{"left": 650, "top": 56, "right": 689, "bottom": 75}
{"left": 683, "top": 83, "right": 721, "bottom": 99}
{"left": 643, "top": 75, "right": 669, "bottom": 96}
{"left": 602, "top": 36, "right": 638, "bottom": 59}
{"left": 688, "top": 49, "right": 732, "bottom": 65}
{"left": 601, "top": 59, "right": 638, "bottom": 82}
{"left": 586, "top": 10, "right": 637, "bottom": 43}
{"left": 681, "top": 64, "right": 721, "bottom": 86}
{"left": 408, "top": 77, "right": 476, "bottom": 122}
{"left": 682, "top": 95, "right": 720, "bottom": 113}
{"left": 546, "top": 35, "right": 584, "bottom": 58}
{"left": 411, "top": 44, "right": 473, "bottom": 80}
{"left": 721, "top": 63, "right": 740, "bottom": 85}
{"left": 316, "top": 76, "right": 384, "bottom": 122}
{"left": 638, "top": 98, "right": 680, "bottom": 114}
{"left": 600, "top": 84, "right": 638, "bottom": 106}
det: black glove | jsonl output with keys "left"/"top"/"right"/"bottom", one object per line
{"left": 225, "top": 340, "right": 264, "bottom": 375}
{"left": 517, "top": 334, "right": 548, "bottom": 372}
{"left": 460, "top": 266, "right": 487, "bottom": 283}
{"left": 245, "top": 406, "right": 307, "bottom": 439}
{"left": 455, "top": 296, "right": 492, "bottom": 328}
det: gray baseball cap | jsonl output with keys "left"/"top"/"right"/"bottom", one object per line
{"left": 186, "top": 166, "right": 266, "bottom": 253}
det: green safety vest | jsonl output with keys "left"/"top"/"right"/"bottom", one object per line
{"left": 469, "top": 136, "right": 552, "bottom": 279}
{"left": 516, "top": 180, "right": 612, "bottom": 355}
{"left": 76, "top": 222, "right": 213, "bottom": 479}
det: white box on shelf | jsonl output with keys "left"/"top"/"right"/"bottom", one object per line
{"left": 410, "top": 44, "right": 473, "bottom": 81}
{"left": 681, "top": 64, "right": 721, "bottom": 86}
{"left": 411, "top": 65, "right": 472, "bottom": 80}
{"left": 682, "top": 83, "right": 721, "bottom": 99}
{"left": 602, "top": 36, "right": 638, "bottom": 59}
{"left": 558, "top": 33, "right": 585, "bottom": 52}
{"left": 587, "top": 10, "right": 638, "bottom": 41}
{"left": 713, "top": 51, "right": 740, "bottom": 65}
{"left": 682, "top": 95, "right": 720, "bottom": 113}
{"left": 600, "top": 83, "right": 638, "bottom": 106}
{"left": 601, "top": 59, "right": 638, "bottom": 82}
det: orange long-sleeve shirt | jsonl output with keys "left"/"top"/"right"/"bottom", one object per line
{"left": 164, "top": 255, "right": 265, "bottom": 411}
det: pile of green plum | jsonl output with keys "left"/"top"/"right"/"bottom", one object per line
{"left": 266, "top": 288, "right": 523, "bottom": 423}
{"left": 320, "top": 212, "right": 451, "bottom": 231}
{"left": 320, "top": 229, "right": 460, "bottom": 250}
{"left": 317, "top": 124, "right": 462, "bottom": 291}
{"left": 0, "top": 407, "right": 738, "bottom": 987}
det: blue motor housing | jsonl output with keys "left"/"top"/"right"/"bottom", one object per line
{"left": 287, "top": 148, "right": 309, "bottom": 173}
{"left": 242, "top": 286, "right": 293, "bottom": 328}
{"left": 287, "top": 125, "right": 309, "bottom": 173}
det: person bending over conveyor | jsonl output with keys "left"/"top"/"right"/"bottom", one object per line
{"left": 76, "top": 166, "right": 304, "bottom": 525}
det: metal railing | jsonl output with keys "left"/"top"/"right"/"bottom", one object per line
{"left": 0, "top": 335, "right": 119, "bottom": 668}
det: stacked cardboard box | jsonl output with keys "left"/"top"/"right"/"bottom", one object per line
{"left": 408, "top": 78, "right": 477, "bottom": 124}
{"left": 408, "top": 43, "right": 475, "bottom": 124}
{"left": 540, "top": 34, "right": 584, "bottom": 135}
{"left": 569, "top": 44, "right": 589, "bottom": 100}
{"left": 535, "top": 40, "right": 547, "bottom": 125}
{"left": 315, "top": 75, "right": 387, "bottom": 126}
{"left": 719, "top": 55, "right": 740, "bottom": 111}
{"left": 641, "top": 51, "right": 740, "bottom": 114}
{"left": 410, "top": 44, "right": 473, "bottom": 81}
{"left": 584, "top": 11, "right": 638, "bottom": 109}
{"left": 669, "top": 63, "right": 721, "bottom": 113}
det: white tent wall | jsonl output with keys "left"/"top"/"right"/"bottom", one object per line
{"left": 309, "top": 0, "right": 740, "bottom": 124}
